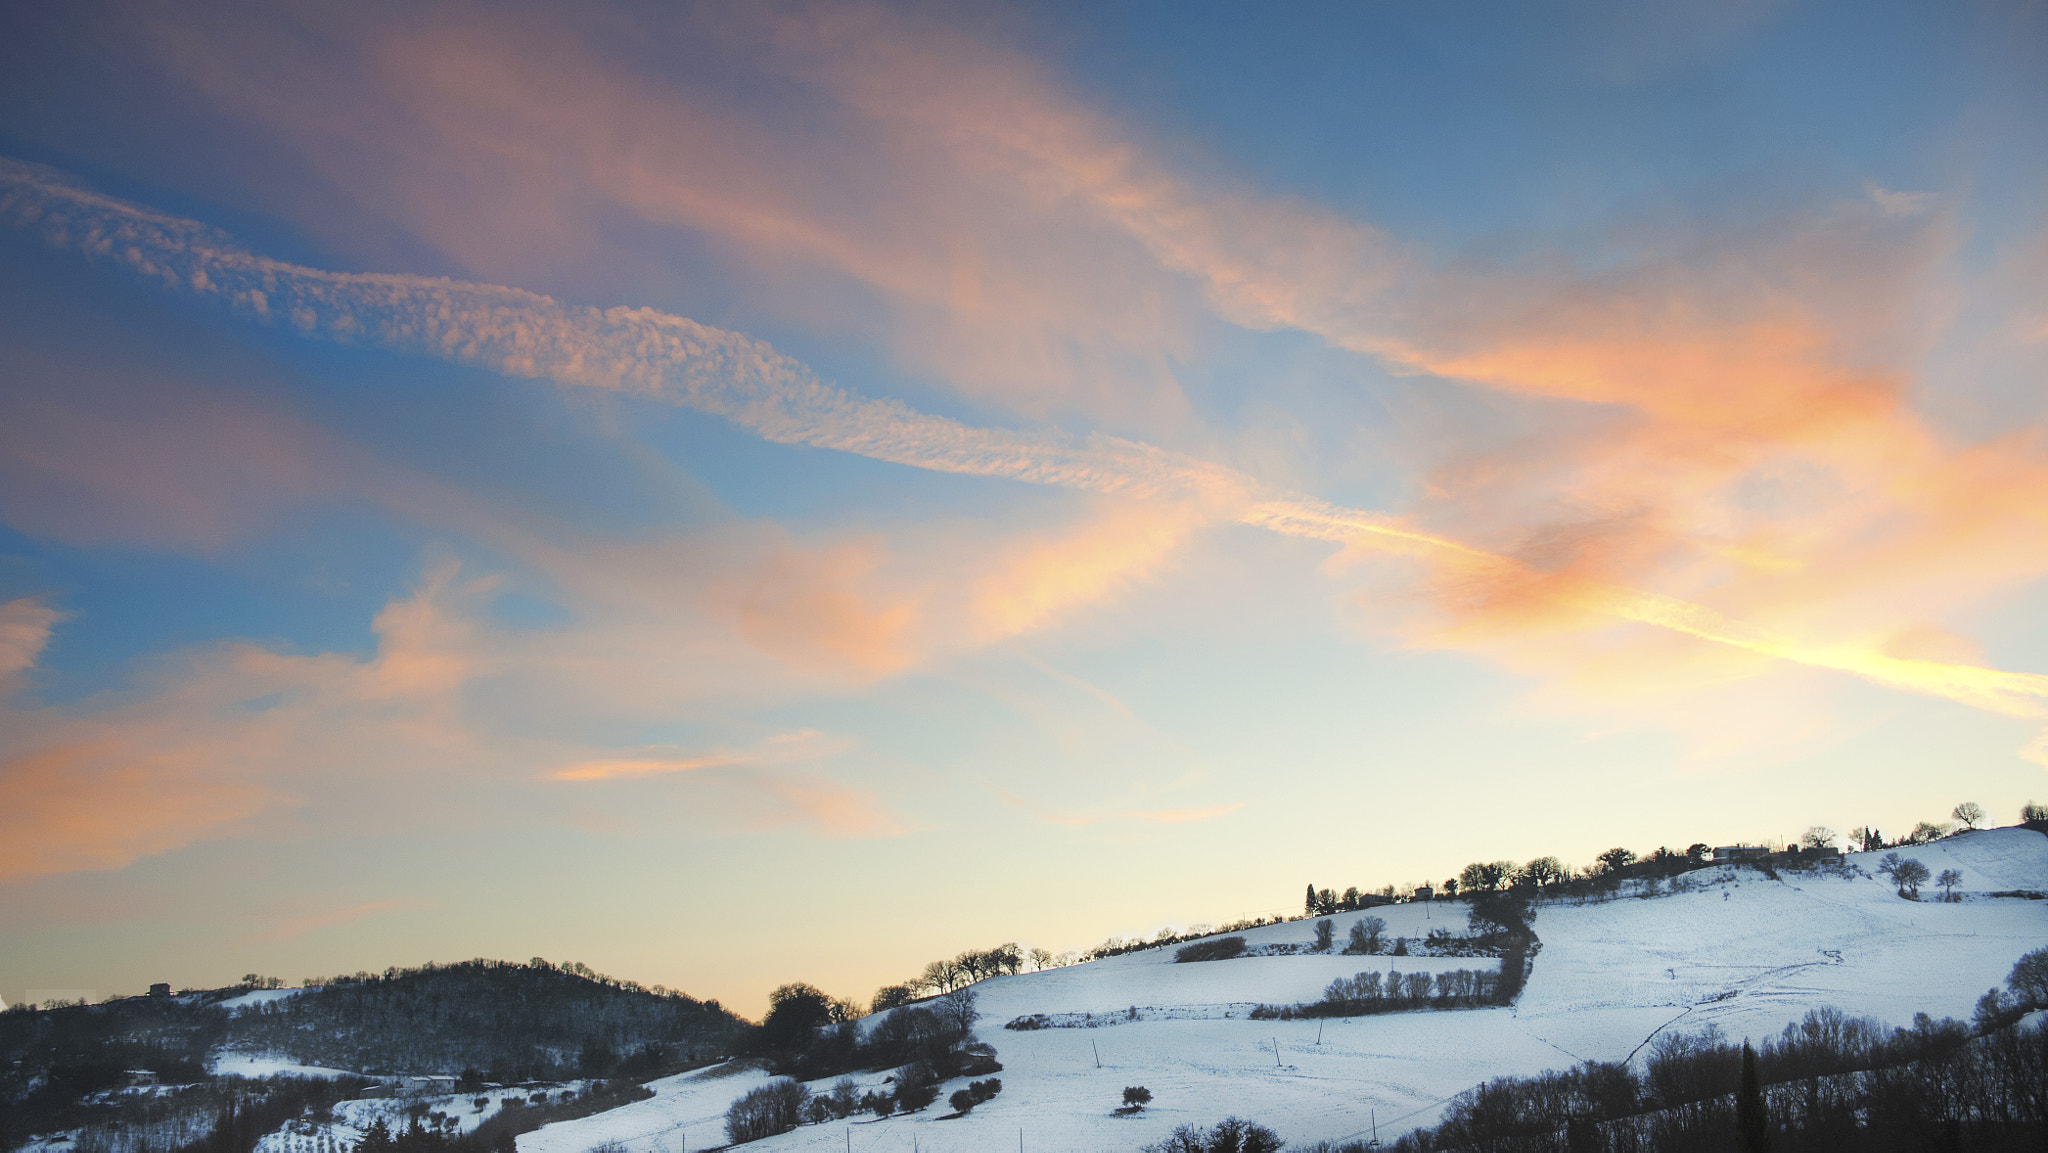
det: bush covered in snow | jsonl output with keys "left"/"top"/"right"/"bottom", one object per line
{"left": 1174, "top": 937, "right": 1249, "bottom": 964}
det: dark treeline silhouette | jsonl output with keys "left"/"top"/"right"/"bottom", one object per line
{"left": 1308, "top": 804, "right": 2045, "bottom": 916}
{"left": 1, "top": 992, "right": 230, "bottom": 1148}
{"left": 1250, "top": 966, "right": 1503, "bottom": 1020}
{"left": 1380, "top": 948, "right": 2048, "bottom": 1152}
{"left": 1306, "top": 883, "right": 1402, "bottom": 915}
{"left": 740, "top": 983, "right": 999, "bottom": 1087}
{"left": 1147, "top": 1116, "right": 1285, "bottom": 1153}
{"left": 230, "top": 959, "right": 744, "bottom": 1080}
{"left": 868, "top": 942, "right": 1025, "bottom": 1012}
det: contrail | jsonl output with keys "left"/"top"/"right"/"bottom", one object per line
{"left": 7, "top": 158, "right": 2047, "bottom": 729}
{"left": 0, "top": 159, "right": 1249, "bottom": 506}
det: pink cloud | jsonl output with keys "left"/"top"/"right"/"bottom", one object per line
{"left": 0, "top": 598, "right": 59, "bottom": 684}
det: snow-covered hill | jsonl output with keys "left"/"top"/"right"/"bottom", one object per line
{"left": 520, "top": 827, "right": 2047, "bottom": 1152}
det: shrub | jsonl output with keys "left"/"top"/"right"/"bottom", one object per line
{"left": 1146, "top": 1117, "right": 1283, "bottom": 1152}
{"left": 947, "top": 1077, "right": 1001, "bottom": 1115}
{"left": 893, "top": 1067, "right": 940, "bottom": 1113}
{"left": 2011, "top": 947, "right": 2048, "bottom": 1009}
{"left": 723, "top": 1080, "right": 810, "bottom": 1145}
{"left": 1175, "top": 937, "right": 1249, "bottom": 964}
{"left": 1344, "top": 917, "right": 1387, "bottom": 955}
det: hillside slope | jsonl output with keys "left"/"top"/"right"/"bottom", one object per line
{"left": 525, "top": 828, "right": 2047, "bottom": 1152}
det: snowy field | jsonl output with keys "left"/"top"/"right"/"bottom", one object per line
{"left": 210, "top": 1053, "right": 356, "bottom": 1079}
{"left": 214, "top": 988, "right": 311, "bottom": 1014}
{"left": 513, "top": 828, "right": 2045, "bottom": 1152}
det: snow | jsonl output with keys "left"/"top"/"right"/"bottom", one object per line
{"left": 213, "top": 988, "right": 310, "bottom": 1013}
{"left": 517, "top": 1065, "right": 786, "bottom": 1153}
{"left": 210, "top": 1053, "right": 357, "bottom": 1079}
{"left": 527, "top": 828, "right": 2044, "bottom": 1152}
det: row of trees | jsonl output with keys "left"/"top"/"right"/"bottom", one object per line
{"left": 1843, "top": 799, "right": 2031, "bottom": 852}
{"left": 1253, "top": 967, "right": 1503, "bottom": 1018}
{"left": 870, "top": 943, "right": 1030, "bottom": 1013}
{"left": 1349, "top": 799, "right": 2033, "bottom": 916}
{"left": 1304, "top": 884, "right": 1400, "bottom": 915}
{"left": 1387, "top": 948, "right": 2048, "bottom": 1152}
{"left": 1874, "top": 852, "right": 1968, "bottom": 900}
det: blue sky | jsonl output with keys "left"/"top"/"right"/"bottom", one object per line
{"left": 2, "top": 0, "right": 2046, "bottom": 1016}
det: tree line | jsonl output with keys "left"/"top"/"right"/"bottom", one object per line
{"left": 1383, "top": 948, "right": 2048, "bottom": 1152}
{"left": 227, "top": 959, "right": 742, "bottom": 1082}
{"left": 1307, "top": 799, "right": 2042, "bottom": 915}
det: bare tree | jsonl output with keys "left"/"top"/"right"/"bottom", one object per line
{"left": 936, "top": 986, "right": 978, "bottom": 1034}
{"left": 1886, "top": 857, "right": 1930, "bottom": 898}
{"left": 1521, "top": 856, "right": 1565, "bottom": 888}
{"left": 1459, "top": 861, "right": 1512, "bottom": 893}
{"left": 1800, "top": 826, "right": 1837, "bottom": 850}
{"left": 920, "top": 958, "right": 963, "bottom": 994}
{"left": 1908, "top": 820, "right": 1951, "bottom": 844}
{"left": 1951, "top": 802, "right": 1985, "bottom": 831}
{"left": 871, "top": 984, "right": 917, "bottom": 1014}
{"left": 1345, "top": 916, "right": 1388, "bottom": 955}
{"left": 1595, "top": 847, "right": 1638, "bottom": 875}
{"left": 1028, "top": 947, "right": 1053, "bottom": 972}
{"left": 1936, "top": 868, "right": 1963, "bottom": 902}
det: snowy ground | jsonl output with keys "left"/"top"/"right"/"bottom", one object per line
{"left": 213, "top": 988, "right": 311, "bottom": 1013}
{"left": 263, "top": 1082, "right": 600, "bottom": 1153}
{"left": 512, "top": 828, "right": 2044, "bottom": 1152}
{"left": 210, "top": 1053, "right": 357, "bottom": 1079}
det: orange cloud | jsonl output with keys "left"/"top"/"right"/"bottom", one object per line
{"left": 717, "top": 541, "right": 920, "bottom": 677}
{"left": 969, "top": 500, "right": 1201, "bottom": 642}
{"left": 751, "top": 773, "right": 904, "bottom": 839}
{"left": 0, "top": 740, "right": 284, "bottom": 878}
{"left": 12, "top": 0, "right": 2048, "bottom": 774}
{"left": 109, "top": 2, "right": 1203, "bottom": 427}
{"left": 552, "top": 729, "right": 851, "bottom": 782}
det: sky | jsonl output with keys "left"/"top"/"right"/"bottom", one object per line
{"left": 2, "top": 0, "right": 2047, "bottom": 1019}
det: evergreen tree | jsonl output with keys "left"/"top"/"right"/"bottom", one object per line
{"left": 1304, "top": 883, "right": 1316, "bottom": 916}
{"left": 1736, "top": 1040, "right": 1770, "bottom": 1153}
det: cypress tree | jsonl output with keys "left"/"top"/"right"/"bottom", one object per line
{"left": 1736, "top": 1040, "right": 1770, "bottom": 1152}
{"left": 1305, "top": 883, "right": 1316, "bottom": 916}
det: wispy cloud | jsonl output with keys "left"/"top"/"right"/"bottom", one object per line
{"left": 8, "top": 160, "right": 2048, "bottom": 744}
{"left": 551, "top": 728, "right": 850, "bottom": 782}
{"left": 0, "top": 597, "right": 60, "bottom": 684}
